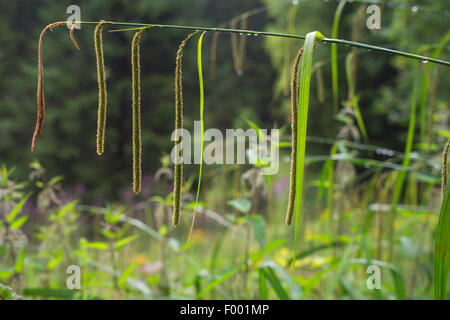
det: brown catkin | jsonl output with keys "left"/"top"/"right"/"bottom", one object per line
{"left": 173, "top": 31, "right": 200, "bottom": 226}
{"left": 285, "top": 47, "right": 304, "bottom": 226}
{"left": 94, "top": 21, "right": 111, "bottom": 155}
{"left": 230, "top": 16, "right": 248, "bottom": 76}
{"left": 131, "top": 29, "right": 145, "bottom": 194}
{"left": 443, "top": 138, "right": 450, "bottom": 200}
{"left": 210, "top": 23, "right": 226, "bottom": 81}
{"left": 31, "top": 21, "right": 76, "bottom": 152}
{"left": 69, "top": 23, "right": 80, "bottom": 50}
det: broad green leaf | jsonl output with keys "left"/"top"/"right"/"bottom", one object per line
{"left": 57, "top": 200, "right": 78, "bottom": 218}
{"left": 115, "top": 235, "right": 139, "bottom": 250}
{"left": 227, "top": 198, "right": 251, "bottom": 214}
{"left": 85, "top": 241, "right": 109, "bottom": 250}
{"left": 48, "top": 175, "right": 64, "bottom": 187}
{"left": 14, "top": 248, "right": 25, "bottom": 273}
{"left": 6, "top": 194, "right": 30, "bottom": 223}
{"left": 245, "top": 215, "right": 266, "bottom": 251}
{"left": 10, "top": 216, "right": 28, "bottom": 229}
{"left": 118, "top": 262, "right": 138, "bottom": 287}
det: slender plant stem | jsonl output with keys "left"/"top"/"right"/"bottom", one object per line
{"left": 69, "top": 21, "right": 450, "bottom": 66}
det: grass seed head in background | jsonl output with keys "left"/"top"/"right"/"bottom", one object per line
{"left": 173, "top": 30, "right": 200, "bottom": 227}
{"left": 209, "top": 23, "right": 226, "bottom": 82}
{"left": 285, "top": 47, "right": 304, "bottom": 226}
{"left": 32, "top": 21, "right": 76, "bottom": 152}
{"left": 230, "top": 15, "right": 248, "bottom": 76}
{"left": 94, "top": 21, "right": 111, "bottom": 156}
{"left": 131, "top": 29, "right": 145, "bottom": 194}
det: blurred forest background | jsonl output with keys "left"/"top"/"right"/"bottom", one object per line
{"left": 0, "top": 0, "right": 449, "bottom": 300}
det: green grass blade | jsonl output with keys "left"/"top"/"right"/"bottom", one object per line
{"left": 331, "top": 0, "right": 347, "bottom": 112}
{"left": 258, "top": 269, "right": 268, "bottom": 300}
{"left": 260, "top": 266, "right": 290, "bottom": 300}
{"left": 388, "top": 75, "right": 419, "bottom": 259}
{"left": 286, "top": 241, "right": 343, "bottom": 267}
{"left": 188, "top": 31, "right": 207, "bottom": 244}
{"left": 434, "top": 176, "right": 450, "bottom": 299}
{"left": 291, "top": 31, "right": 324, "bottom": 288}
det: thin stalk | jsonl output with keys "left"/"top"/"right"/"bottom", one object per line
{"left": 69, "top": 21, "right": 450, "bottom": 66}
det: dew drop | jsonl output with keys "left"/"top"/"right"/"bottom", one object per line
{"left": 422, "top": 60, "right": 428, "bottom": 64}
{"left": 412, "top": 6, "right": 419, "bottom": 12}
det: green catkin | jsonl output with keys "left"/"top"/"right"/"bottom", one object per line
{"left": 285, "top": 47, "right": 304, "bottom": 225}
{"left": 173, "top": 31, "right": 200, "bottom": 227}
{"left": 131, "top": 29, "right": 144, "bottom": 194}
{"left": 443, "top": 138, "right": 450, "bottom": 200}
{"left": 94, "top": 21, "right": 110, "bottom": 155}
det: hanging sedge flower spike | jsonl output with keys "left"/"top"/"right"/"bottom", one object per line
{"left": 94, "top": 21, "right": 111, "bottom": 155}
{"left": 31, "top": 21, "right": 79, "bottom": 152}
{"left": 131, "top": 29, "right": 145, "bottom": 194}
{"left": 285, "top": 47, "right": 304, "bottom": 225}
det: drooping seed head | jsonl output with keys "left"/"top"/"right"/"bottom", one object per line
{"left": 131, "top": 29, "right": 145, "bottom": 194}
{"left": 32, "top": 21, "right": 77, "bottom": 152}
{"left": 94, "top": 21, "right": 111, "bottom": 155}
{"left": 285, "top": 47, "right": 304, "bottom": 226}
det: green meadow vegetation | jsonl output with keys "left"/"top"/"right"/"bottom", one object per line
{"left": 0, "top": 0, "right": 449, "bottom": 300}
